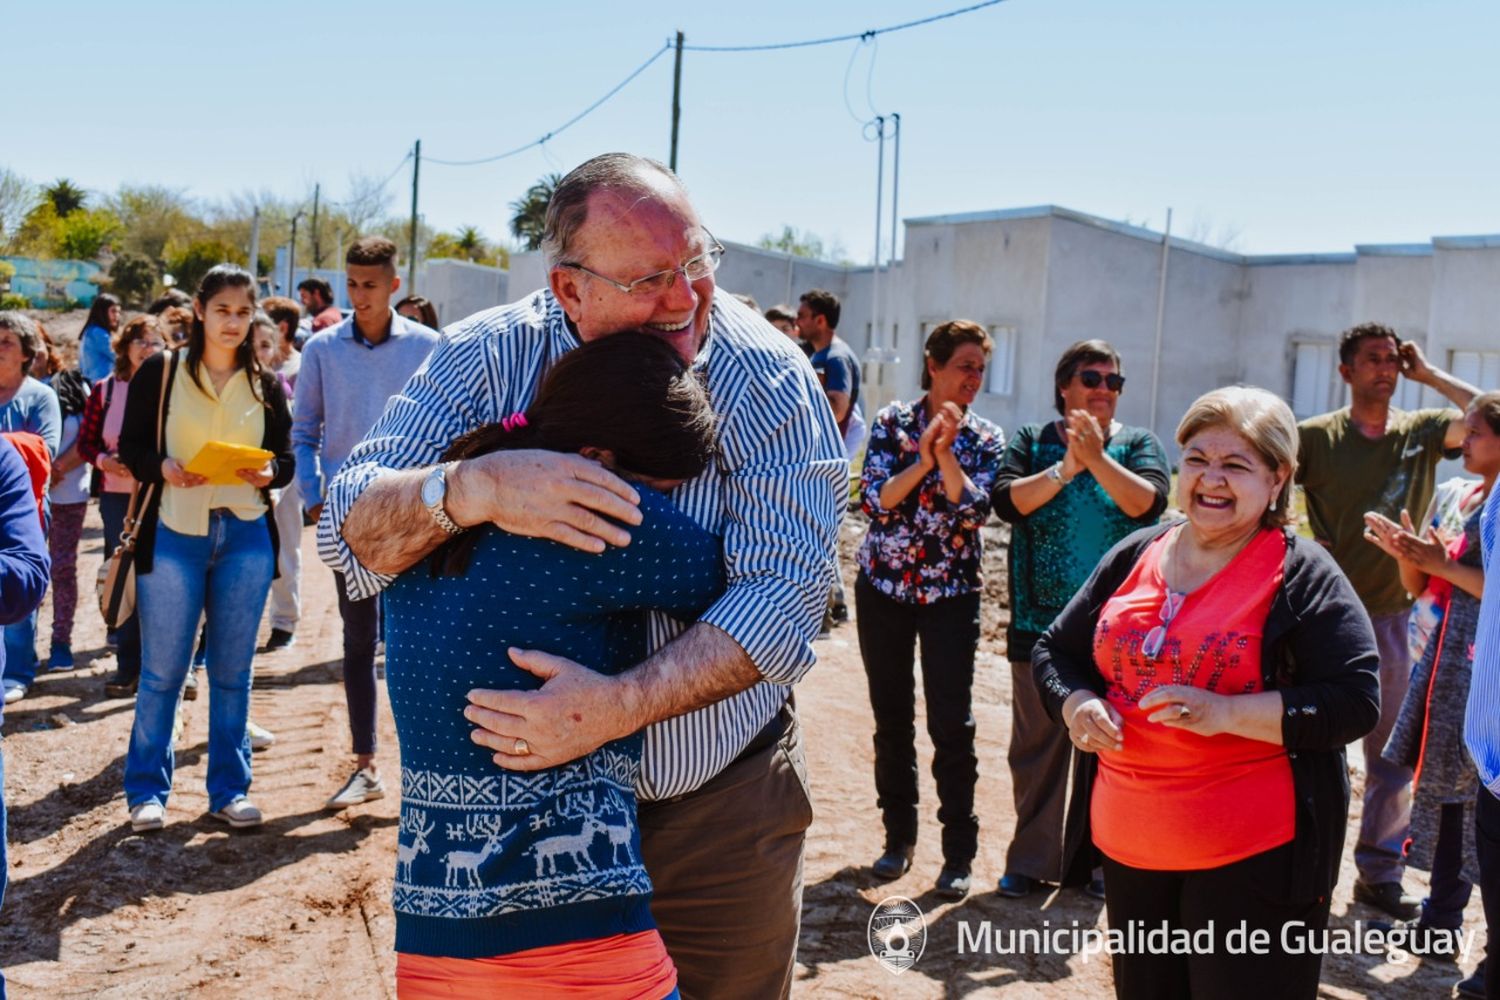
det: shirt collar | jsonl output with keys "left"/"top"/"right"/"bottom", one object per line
{"left": 340, "top": 309, "right": 400, "bottom": 348}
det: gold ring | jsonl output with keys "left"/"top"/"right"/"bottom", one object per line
{"left": 513, "top": 737, "right": 530, "bottom": 756}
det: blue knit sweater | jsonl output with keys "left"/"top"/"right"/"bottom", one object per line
{"left": 384, "top": 487, "right": 724, "bottom": 958}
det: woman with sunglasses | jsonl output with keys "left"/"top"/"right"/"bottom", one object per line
{"left": 991, "top": 340, "right": 1170, "bottom": 901}
{"left": 1033, "top": 386, "right": 1379, "bottom": 999}
{"left": 856, "top": 320, "right": 1005, "bottom": 901}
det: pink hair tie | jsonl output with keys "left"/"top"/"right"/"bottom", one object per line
{"left": 501, "top": 412, "right": 528, "bottom": 433}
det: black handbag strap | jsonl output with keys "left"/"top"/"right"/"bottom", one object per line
{"left": 118, "top": 352, "right": 178, "bottom": 554}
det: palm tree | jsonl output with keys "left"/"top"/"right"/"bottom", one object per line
{"left": 44, "top": 178, "right": 87, "bottom": 217}
{"left": 508, "top": 174, "right": 562, "bottom": 252}
{"left": 455, "top": 225, "right": 486, "bottom": 263}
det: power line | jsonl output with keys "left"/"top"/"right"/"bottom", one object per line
{"left": 426, "top": 43, "right": 673, "bottom": 167}
{"left": 681, "top": 0, "right": 1007, "bottom": 52}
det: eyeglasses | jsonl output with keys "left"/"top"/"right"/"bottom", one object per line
{"left": 561, "top": 233, "right": 725, "bottom": 297}
{"left": 1140, "top": 589, "right": 1185, "bottom": 659}
{"left": 1076, "top": 370, "right": 1126, "bottom": 392}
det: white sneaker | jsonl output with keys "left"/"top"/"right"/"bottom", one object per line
{"left": 130, "top": 801, "right": 165, "bottom": 832}
{"left": 325, "top": 767, "right": 385, "bottom": 809}
{"left": 211, "top": 797, "right": 264, "bottom": 828}
{"left": 2, "top": 679, "right": 26, "bottom": 704}
{"left": 247, "top": 720, "right": 276, "bottom": 751}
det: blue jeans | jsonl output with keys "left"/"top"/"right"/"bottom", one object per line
{"left": 1, "top": 613, "right": 37, "bottom": 688}
{"left": 124, "top": 512, "right": 273, "bottom": 813}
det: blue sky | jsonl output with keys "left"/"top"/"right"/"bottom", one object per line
{"left": 7, "top": 0, "right": 1497, "bottom": 259}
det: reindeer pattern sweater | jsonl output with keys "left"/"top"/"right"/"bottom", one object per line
{"left": 383, "top": 487, "right": 724, "bottom": 959}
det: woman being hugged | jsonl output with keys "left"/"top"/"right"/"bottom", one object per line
{"left": 855, "top": 319, "right": 1004, "bottom": 900}
{"left": 386, "top": 332, "right": 722, "bottom": 1000}
{"left": 117, "top": 264, "right": 294, "bottom": 832}
{"left": 1034, "top": 386, "right": 1380, "bottom": 999}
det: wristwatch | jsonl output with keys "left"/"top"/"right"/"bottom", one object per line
{"left": 1045, "top": 462, "right": 1072, "bottom": 486}
{"left": 421, "top": 462, "right": 464, "bottom": 536}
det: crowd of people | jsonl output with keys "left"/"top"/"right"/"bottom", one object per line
{"left": 0, "top": 151, "right": 1497, "bottom": 1000}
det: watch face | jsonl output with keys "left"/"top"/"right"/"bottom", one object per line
{"left": 421, "top": 468, "right": 444, "bottom": 507}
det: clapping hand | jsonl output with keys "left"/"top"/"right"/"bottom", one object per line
{"left": 1065, "top": 409, "right": 1106, "bottom": 470}
{"left": 1363, "top": 509, "right": 1447, "bottom": 574}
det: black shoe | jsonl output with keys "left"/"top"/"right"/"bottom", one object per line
{"left": 997, "top": 872, "right": 1038, "bottom": 898}
{"left": 104, "top": 670, "right": 138, "bottom": 698}
{"left": 1455, "top": 958, "right": 1486, "bottom": 998}
{"left": 830, "top": 602, "right": 849, "bottom": 625}
{"left": 258, "top": 628, "right": 296, "bottom": 653}
{"left": 1085, "top": 876, "right": 1107, "bottom": 901}
{"left": 935, "top": 868, "right": 971, "bottom": 901}
{"left": 871, "top": 845, "right": 914, "bottom": 881}
{"left": 1353, "top": 879, "right": 1421, "bottom": 920}
{"left": 1366, "top": 917, "right": 1463, "bottom": 962}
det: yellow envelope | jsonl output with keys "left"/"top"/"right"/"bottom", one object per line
{"left": 184, "top": 441, "right": 275, "bottom": 486}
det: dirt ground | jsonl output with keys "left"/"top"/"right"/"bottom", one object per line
{"left": 0, "top": 510, "right": 1487, "bottom": 998}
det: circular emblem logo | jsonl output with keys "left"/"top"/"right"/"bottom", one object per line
{"left": 868, "top": 895, "right": 926, "bottom": 975}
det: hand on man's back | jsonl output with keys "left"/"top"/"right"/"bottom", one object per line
{"left": 447, "top": 449, "right": 643, "bottom": 552}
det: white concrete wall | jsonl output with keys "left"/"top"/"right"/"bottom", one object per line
{"left": 416, "top": 258, "right": 508, "bottom": 330}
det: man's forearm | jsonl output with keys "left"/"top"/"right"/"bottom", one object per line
{"left": 1425, "top": 368, "right": 1480, "bottom": 410}
{"left": 616, "top": 622, "right": 762, "bottom": 730}
{"left": 341, "top": 467, "right": 449, "bottom": 575}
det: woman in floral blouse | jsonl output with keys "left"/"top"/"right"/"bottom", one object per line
{"left": 856, "top": 319, "right": 1004, "bottom": 900}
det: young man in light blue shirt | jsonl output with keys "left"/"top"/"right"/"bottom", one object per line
{"left": 292, "top": 237, "right": 438, "bottom": 810}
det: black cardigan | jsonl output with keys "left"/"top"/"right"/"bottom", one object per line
{"left": 117, "top": 350, "right": 295, "bottom": 575}
{"left": 1031, "top": 521, "right": 1381, "bottom": 902}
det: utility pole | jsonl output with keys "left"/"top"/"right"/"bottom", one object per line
{"left": 310, "top": 183, "right": 321, "bottom": 268}
{"left": 288, "top": 209, "right": 305, "bottom": 297}
{"left": 1149, "top": 207, "right": 1174, "bottom": 438}
{"left": 408, "top": 139, "right": 421, "bottom": 293}
{"left": 248, "top": 207, "right": 260, "bottom": 290}
{"left": 669, "top": 32, "right": 684, "bottom": 172}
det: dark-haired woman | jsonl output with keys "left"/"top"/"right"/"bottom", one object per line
{"left": 387, "top": 332, "right": 721, "bottom": 1000}
{"left": 31, "top": 324, "right": 93, "bottom": 671}
{"left": 79, "top": 292, "right": 121, "bottom": 383}
{"left": 78, "top": 315, "right": 166, "bottom": 695}
{"left": 992, "top": 339, "right": 1170, "bottom": 899}
{"left": 118, "top": 264, "right": 294, "bottom": 832}
{"left": 394, "top": 295, "right": 439, "bottom": 331}
{"left": 855, "top": 319, "right": 1004, "bottom": 900}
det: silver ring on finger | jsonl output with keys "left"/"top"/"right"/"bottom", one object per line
{"left": 1178, "top": 704, "right": 1191, "bottom": 719}
{"left": 1079, "top": 731, "right": 1090, "bottom": 745}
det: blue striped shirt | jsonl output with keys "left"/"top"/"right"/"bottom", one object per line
{"left": 1464, "top": 483, "right": 1500, "bottom": 794}
{"left": 318, "top": 289, "right": 847, "bottom": 800}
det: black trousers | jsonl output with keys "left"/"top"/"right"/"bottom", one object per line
{"left": 1476, "top": 787, "right": 1500, "bottom": 1000}
{"left": 1101, "top": 841, "right": 1331, "bottom": 1000}
{"left": 333, "top": 571, "right": 379, "bottom": 756}
{"left": 854, "top": 571, "right": 980, "bottom": 868}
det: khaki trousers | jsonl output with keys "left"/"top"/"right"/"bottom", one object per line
{"left": 639, "top": 707, "right": 813, "bottom": 1000}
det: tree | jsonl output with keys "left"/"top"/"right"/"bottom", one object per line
{"left": 508, "top": 174, "right": 562, "bottom": 252}
{"left": 13, "top": 201, "right": 63, "bottom": 257}
{"left": 166, "top": 239, "right": 245, "bottom": 297}
{"left": 44, "top": 178, "right": 87, "bottom": 217}
{"left": 106, "top": 184, "right": 196, "bottom": 265}
{"left": 427, "top": 226, "right": 509, "bottom": 269}
{"left": 0, "top": 168, "right": 37, "bottom": 254}
{"left": 58, "top": 208, "right": 122, "bottom": 260}
{"left": 756, "top": 225, "right": 846, "bottom": 262}
{"left": 108, "top": 250, "right": 158, "bottom": 307}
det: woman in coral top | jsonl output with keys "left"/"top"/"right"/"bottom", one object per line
{"left": 1033, "top": 387, "right": 1381, "bottom": 999}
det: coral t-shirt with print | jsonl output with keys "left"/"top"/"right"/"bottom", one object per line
{"left": 1090, "top": 526, "right": 1296, "bottom": 870}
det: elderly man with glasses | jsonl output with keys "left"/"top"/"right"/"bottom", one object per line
{"left": 320, "top": 152, "right": 845, "bottom": 998}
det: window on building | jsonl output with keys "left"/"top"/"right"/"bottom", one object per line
{"left": 984, "top": 325, "right": 1017, "bottom": 396}
{"left": 1451, "top": 350, "right": 1500, "bottom": 394}
{"left": 1290, "top": 341, "right": 1336, "bottom": 418}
